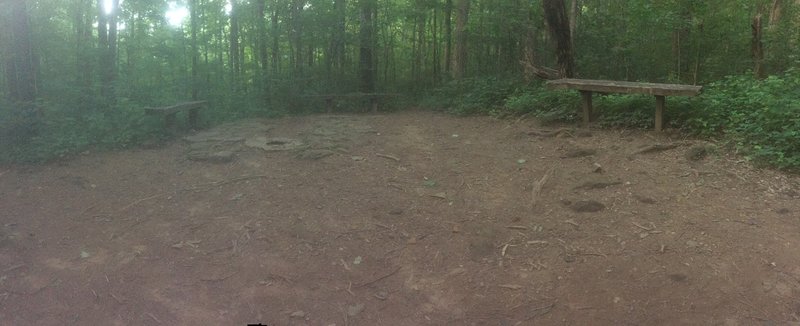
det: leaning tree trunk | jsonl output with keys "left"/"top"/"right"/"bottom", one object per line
{"left": 542, "top": 0, "right": 575, "bottom": 78}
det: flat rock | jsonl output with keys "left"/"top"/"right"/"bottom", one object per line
{"left": 569, "top": 200, "right": 605, "bottom": 213}
{"left": 245, "top": 137, "right": 304, "bottom": 151}
{"left": 187, "top": 150, "right": 235, "bottom": 163}
{"left": 347, "top": 303, "right": 365, "bottom": 317}
{"left": 561, "top": 148, "right": 597, "bottom": 158}
{"left": 295, "top": 149, "right": 334, "bottom": 160}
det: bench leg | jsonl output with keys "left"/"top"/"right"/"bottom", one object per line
{"left": 325, "top": 98, "right": 334, "bottom": 114}
{"left": 580, "top": 91, "right": 593, "bottom": 127}
{"left": 165, "top": 113, "right": 177, "bottom": 130}
{"left": 655, "top": 95, "right": 665, "bottom": 132}
{"left": 188, "top": 108, "right": 199, "bottom": 129}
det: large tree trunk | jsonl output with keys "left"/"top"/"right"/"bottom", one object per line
{"left": 3, "top": 0, "right": 37, "bottom": 104}
{"left": 229, "top": 2, "right": 241, "bottom": 88}
{"left": 752, "top": 12, "right": 765, "bottom": 79}
{"left": 2, "top": 0, "right": 39, "bottom": 142}
{"left": 358, "top": 0, "right": 376, "bottom": 93}
{"left": 542, "top": 0, "right": 575, "bottom": 78}
{"left": 328, "top": 0, "right": 346, "bottom": 75}
{"left": 452, "top": 0, "right": 469, "bottom": 79}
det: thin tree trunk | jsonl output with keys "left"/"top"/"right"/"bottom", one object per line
{"left": 190, "top": 0, "right": 199, "bottom": 100}
{"left": 752, "top": 12, "right": 765, "bottom": 79}
{"left": 452, "top": 0, "right": 469, "bottom": 79}
{"left": 359, "top": 0, "right": 376, "bottom": 92}
{"left": 444, "top": 0, "right": 452, "bottom": 75}
{"left": 542, "top": 0, "right": 575, "bottom": 78}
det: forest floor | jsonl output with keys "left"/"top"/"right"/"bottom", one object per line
{"left": 1, "top": 111, "right": 800, "bottom": 325}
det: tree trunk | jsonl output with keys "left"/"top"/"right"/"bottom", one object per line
{"left": 752, "top": 12, "right": 765, "bottom": 79}
{"left": 569, "top": 0, "right": 578, "bottom": 47}
{"left": 229, "top": 2, "right": 241, "bottom": 88}
{"left": 542, "top": 0, "right": 575, "bottom": 78}
{"left": 4, "top": 0, "right": 37, "bottom": 104}
{"left": 329, "top": 0, "right": 346, "bottom": 74}
{"left": 444, "top": 0, "right": 452, "bottom": 75}
{"left": 190, "top": 0, "right": 199, "bottom": 100}
{"left": 452, "top": 0, "right": 469, "bottom": 79}
{"left": 358, "top": 0, "right": 376, "bottom": 93}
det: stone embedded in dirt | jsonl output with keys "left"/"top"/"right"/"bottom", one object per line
{"left": 686, "top": 144, "right": 713, "bottom": 161}
{"left": 776, "top": 208, "right": 790, "bottom": 214}
{"left": 569, "top": 200, "right": 605, "bottom": 213}
{"left": 187, "top": 150, "right": 235, "bottom": 163}
{"left": 563, "top": 255, "right": 576, "bottom": 263}
{"left": 388, "top": 208, "right": 403, "bottom": 215}
{"left": 686, "top": 240, "right": 700, "bottom": 248}
{"left": 592, "top": 163, "right": 604, "bottom": 173}
{"left": 290, "top": 310, "right": 306, "bottom": 318}
{"left": 633, "top": 194, "right": 657, "bottom": 204}
{"left": 374, "top": 290, "right": 389, "bottom": 300}
{"left": 561, "top": 148, "right": 597, "bottom": 158}
{"left": 347, "top": 303, "right": 365, "bottom": 317}
{"left": 668, "top": 273, "right": 688, "bottom": 282}
{"left": 295, "top": 149, "right": 334, "bottom": 160}
{"left": 245, "top": 136, "right": 304, "bottom": 151}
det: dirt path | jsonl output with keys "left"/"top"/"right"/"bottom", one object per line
{"left": 1, "top": 112, "right": 799, "bottom": 325}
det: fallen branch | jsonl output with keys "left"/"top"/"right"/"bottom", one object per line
{"left": 531, "top": 166, "right": 556, "bottom": 209}
{"left": 375, "top": 153, "right": 400, "bottom": 162}
{"left": 119, "top": 193, "right": 167, "bottom": 212}
{"left": 357, "top": 266, "right": 402, "bottom": 288}
{"left": 526, "top": 128, "right": 573, "bottom": 138}
{"left": 632, "top": 143, "right": 680, "bottom": 155}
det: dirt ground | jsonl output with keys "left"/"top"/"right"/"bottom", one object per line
{"left": 1, "top": 111, "right": 800, "bottom": 325}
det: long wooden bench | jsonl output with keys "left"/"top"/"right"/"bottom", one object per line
{"left": 546, "top": 79, "right": 702, "bottom": 131}
{"left": 304, "top": 93, "right": 398, "bottom": 113}
{"left": 144, "top": 100, "right": 207, "bottom": 129}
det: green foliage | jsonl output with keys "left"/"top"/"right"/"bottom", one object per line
{"left": 686, "top": 71, "right": 800, "bottom": 169}
{"left": 0, "top": 100, "right": 165, "bottom": 163}
{"left": 420, "top": 77, "right": 520, "bottom": 115}
{"left": 502, "top": 88, "right": 580, "bottom": 124}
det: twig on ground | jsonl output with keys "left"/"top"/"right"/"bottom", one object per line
{"left": 356, "top": 266, "right": 402, "bottom": 288}
{"left": 531, "top": 166, "right": 556, "bottom": 209}
{"left": 506, "top": 225, "right": 528, "bottom": 230}
{"left": 632, "top": 221, "right": 653, "bottom": 231}
{"left": 375, "top": 153, "right": 400, "bottom": 162}
{"left": 146, "top": 312, "right": 162, "bottom": 324}
{"left": 119, "top": 193, "right": 166, "bottom": 212}
{"left": 632, "top": 143, "right": 680, "bottom": 155}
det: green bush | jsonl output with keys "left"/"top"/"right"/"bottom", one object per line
{"left": 503, "top": 88, "right": 580, "bottom": 124}
{"left": 691, "top": 72, "right": 800, "bottom": 169}
{"left": 420, "top": 76, "right": 520, "bottom": 115}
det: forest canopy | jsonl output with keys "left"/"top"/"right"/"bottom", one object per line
{"left": 1, "top": 0, "right": 799, "bottom": 168}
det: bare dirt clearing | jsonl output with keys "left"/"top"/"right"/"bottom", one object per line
{"left": 1, "top": 111, "right": 800, "bottom": 325}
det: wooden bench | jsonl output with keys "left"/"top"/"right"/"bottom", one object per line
{"left": 304, "top": 93, "right": 398, "bottom": 113}
{"left": 144, "top": 101, "right": 207, "bottom": 129}
{"left": 546, "top": 79, "right": 702, "bottom": 131}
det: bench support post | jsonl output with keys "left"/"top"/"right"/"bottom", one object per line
{"left": 654, "top": 95, "right": 665, "bottom": 132}
{"left": 325, "top": 97, "right": 334, "bottom": 114}
{"left": 165, "top": 113, "right": 177, "bottom": 129}
{"left": 188, "top": 108, "right": 199, "bottom": 129}
{"left": 370, "top": 97, "right": 378, "bottom": 113}
{"left": 580, "top": 90, "right": 593, "bottom": 127}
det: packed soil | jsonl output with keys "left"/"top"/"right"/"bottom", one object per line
{"left": 1, "top": 111, "right": 799, "bottom": 325}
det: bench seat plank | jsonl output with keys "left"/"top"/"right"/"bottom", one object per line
{"left": 547, "top": 79, "right": 702, "bottom": 97}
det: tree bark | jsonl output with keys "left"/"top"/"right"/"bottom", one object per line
{"left": 4, "top": 0, "right": 37, "bottom": 104}
{"left": 542, "top": 0, "right": 575, "bottom": 78}
{"left": 190, "top": 0, "right": 199, "bottom": 100}
{"left": 752, "top": 13, "right": 765, "bottom": 79}
{"left": 358, "top": 0, "right": 377, "bottom": 93}
{"left": 444, "top": 0, "right": 452, "bottom": 75}
{"left": 452, "top": 0, "right": 469, "bottom": 79}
